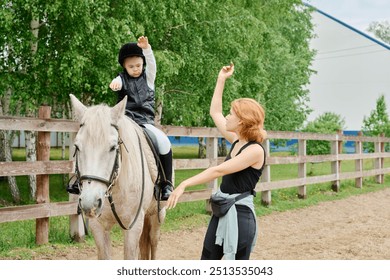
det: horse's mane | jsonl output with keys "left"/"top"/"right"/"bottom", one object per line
{"left": 82, "top": 105, "right": 113, "bottom": 146}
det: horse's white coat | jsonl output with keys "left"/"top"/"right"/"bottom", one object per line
{"left": 70, "top": 94, "right": 164, "bottom": 259}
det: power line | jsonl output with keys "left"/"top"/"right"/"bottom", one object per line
{"left": 315, "top": 49, "right": 388, "bottom": 60}
{"left": 316, "top": 44, "right": 377, "bottom": 55}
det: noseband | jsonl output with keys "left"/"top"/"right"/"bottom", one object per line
{"left": 74, "top": 123, "right": 145, "bottom": 230}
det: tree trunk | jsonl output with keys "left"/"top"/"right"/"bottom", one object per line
{"left": 0, "top": 129, "right": 21, "bottom": 203}
{"left": 30, "top": 18, "right": 39, "bottom": 54}
{"left": 0, "top": 89, "right": 21, "bottom": 203}
{"left": 61, "top": 131, "right": 68, "bottom": 188}
{"left": 25, "top": 130, "right": 37, "bottom": 199}
{"left": 198, "top": 137, "right": 206, "bottom": 159}
{"left": 5, "top": 133, "right": 20, "bottom": 203}
{"left": 0, "top": 125, "right": 5, "bottom": 180}
{"left": 61, "top": 132, "right": 66, "bottom": 159}
{"left": 24, "top": 17, "right": 40, "bottom": 200}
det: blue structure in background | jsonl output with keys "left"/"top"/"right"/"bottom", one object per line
{"left": 169, "top": 131, "right": 360, "bottom": 154}
{"left": 343, "top": 130, "right": 359, "bottom": 153}
{"left": 169, "top": 136, "right": 232, "bottom": 148}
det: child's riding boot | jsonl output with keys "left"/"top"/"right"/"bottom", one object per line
{"left": 159, "top": 149, "right": 173, "bottom": 200}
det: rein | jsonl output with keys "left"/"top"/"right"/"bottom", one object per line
{"left": 108, "top": 132, "right": 145, "bottom": 230}
{"left": 75, "top": 123, "right": 145, "bottom": 231}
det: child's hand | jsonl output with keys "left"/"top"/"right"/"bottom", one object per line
{"left": 109, "top": 80, "right": 121, "bottom": 91}
{"left": 218, "top": 62, "right": 234, "bottom": 80}
{"left": 137, "top": 36, "right": 149, "bottom": 49}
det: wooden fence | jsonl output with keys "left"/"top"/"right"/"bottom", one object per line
{"left": 1, "top": 107, "right": 390, "bottom": 244}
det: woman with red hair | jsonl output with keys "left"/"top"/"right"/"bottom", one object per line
{"left": 167, "top": 63, "right": 266, "bottom": 260}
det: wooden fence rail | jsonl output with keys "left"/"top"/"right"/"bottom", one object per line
{"left": 1, "top": 108, "right": 390, "bottom": 243}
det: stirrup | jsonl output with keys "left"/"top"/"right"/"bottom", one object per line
{"left": 160, "top": 181, "right": 173, "bottom": 201}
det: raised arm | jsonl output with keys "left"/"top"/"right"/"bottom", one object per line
{"left": 210, "top": 63, "right": 236, "bottom": 143}
{"left": 138, "top": 36, "right": 156, "bottom": 89}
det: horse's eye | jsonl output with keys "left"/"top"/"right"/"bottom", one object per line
{"left": 110, "top": 145, "right": 117, "bottom": 152}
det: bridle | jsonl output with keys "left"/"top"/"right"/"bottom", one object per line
{"left": 75, "top": 123, "right": 122, "bottom": 194}
{"left": 74, "top": 123, "right": 145, "bottom": 230}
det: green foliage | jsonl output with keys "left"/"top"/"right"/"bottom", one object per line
{"left": 149, "top": 0, "right": 316, "bottom": 130}
{"left": 368, "top": 20, "right": 390, "bottom": 44}
{"left": 1, "top": 0, "right": 315, "bottom": 131}
{"left": 1, "top": 0, "right": 134, "bottom": 115}
{"left": 361, "top": 94, "right": 390, "bottom": 152}
{"left": 302, "top": 112, "right": 346, "bottom": 155}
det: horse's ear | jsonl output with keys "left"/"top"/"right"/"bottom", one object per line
{"left": 70, "top": 94, "right": 87, "bottom": 121}
{"left": 111, "top": 96, "right": 127, "bottom": 124}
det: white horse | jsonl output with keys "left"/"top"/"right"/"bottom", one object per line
{"left": 70, "top": 94, "right": 165, "bottom": 260}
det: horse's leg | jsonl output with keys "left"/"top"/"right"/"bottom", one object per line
{"left": 149, "top": 215, "right": 160, "bottom": 260}
{"left": 90, "top": 219, "right": 112, "bottom": 260}
{"left": 123, "top": 219, "right": 144, "bottom": 259}
{"left": 150, "top": 207, "right": 166, "bottom": 260}
{"left": 139, "top": 215, "right": 151, "bottom": 260}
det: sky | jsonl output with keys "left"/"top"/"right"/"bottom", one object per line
{"left": 307, "top": 0, "right": 390, "bottom": 34}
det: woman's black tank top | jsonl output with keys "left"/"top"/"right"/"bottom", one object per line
{"left": 220, "top": 140, "right": 266, "bottom": 194}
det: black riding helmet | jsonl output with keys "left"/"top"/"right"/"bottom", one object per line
{"left": 118, "top": 42, "right": 146, "bottom": 67}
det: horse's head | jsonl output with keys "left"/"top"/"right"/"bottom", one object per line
{"left": 70, "top": 94, "right": 127, "bottom": 218}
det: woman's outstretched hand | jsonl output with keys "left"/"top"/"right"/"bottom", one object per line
{"left": 218, "top": 62, "right": 234, "bottom": 80}
{"left": 166, "top": 184, "right": 185, "bottom": 209}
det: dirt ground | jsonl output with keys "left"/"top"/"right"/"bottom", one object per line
{"left": 31, "top": 188, "right": 390, "bottom": 260}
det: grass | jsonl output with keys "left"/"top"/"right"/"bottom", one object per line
{"left": 0, "top": 146, "right": 389, "bottom": 259}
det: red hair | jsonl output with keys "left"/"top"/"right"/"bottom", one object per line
{"left": 231, "top": 98, "right": 267, "bottom": 143}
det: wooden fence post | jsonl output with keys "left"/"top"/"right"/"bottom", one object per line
{"left": 355, "top": 131, "right": 363, "bottom": 188}
{"left": 297, "top": 139, "right": 307, "bottom": 199}
{"left": 330, "top": 131, "right": 341, "bottom": 192}
{"left": 68, "top": 132, "right": 85, "bottom": 242}
{"left": 375, "top": 134, "right": 384, "bottom": 184}
{"left": 206, "top": 137, "right": 218, "bottom": 192}
{"left": 205, "top": 137, "right": 218, "bottom": 213}
{"left": 380, "top": 133, "right": 385, "bottom": 183}
{"left": 36, "top": 105, "right": 51, "bottom": 245}
{"left": 261, "top": 139, "right": 271, "bottom": 205}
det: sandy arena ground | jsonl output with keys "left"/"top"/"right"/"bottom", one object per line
{"left": 17, "top": 187, "right": 390, "bottom": 260}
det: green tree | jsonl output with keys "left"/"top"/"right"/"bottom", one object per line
{"left": 1, "top": 0, "right": 139, "bottom": 199}
{"left": 2, "top": 0, "right": 315, "bottom": 129}
{"left": 361, "top": 95, "right": 390, "bottom": 152}
{"left": 301, "top": 112, "right": 345, "bottom": 175}
{"left": 2, "top": 0, "right": 316, "bottom": 156}
{"left": 1, "top": 0, "right": 316, "bottom": 191}
{"left": 303, "top": 112, "right": 346, "bottom": 155}
{"left": 125, "top": 0, "right": 315, "bottom": 130}
{"left": 368, "top": 21, "right": 390, "bottom": 44}
{"left": 0, "top": 0, "right": 139, "bottom": 112}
